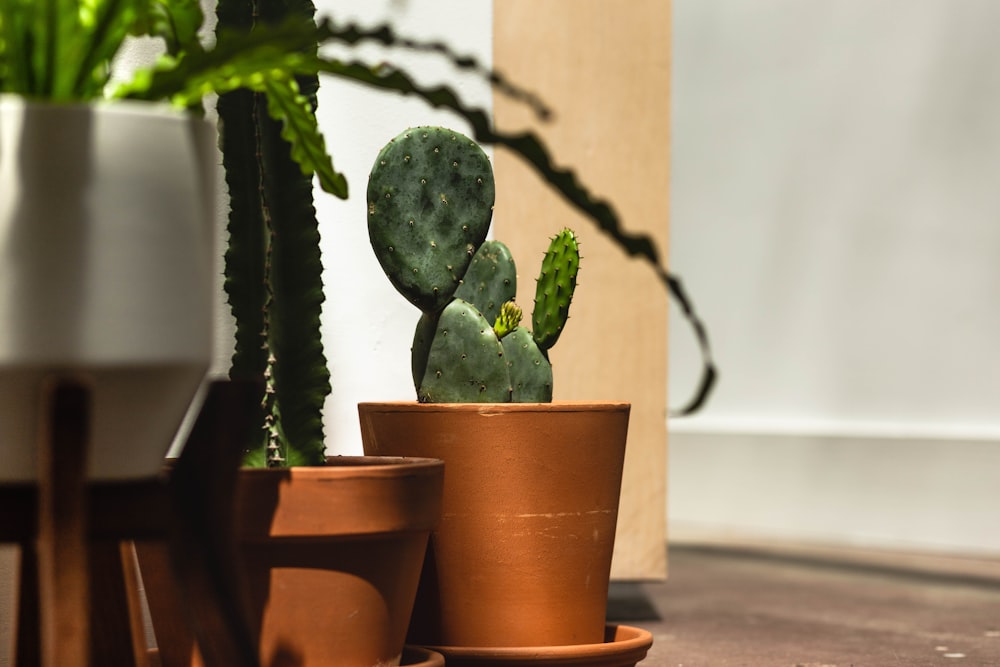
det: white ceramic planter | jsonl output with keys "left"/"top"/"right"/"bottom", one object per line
{"left": 0, "top": 97, "right": 215, "bottom": 482}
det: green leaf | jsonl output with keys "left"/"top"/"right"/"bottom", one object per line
{"left": 260, "top": 74, "right": 346, "bottom": 197}
{"left": 118, "top": 18, "right": 346, "bottom": 197}
{"left": 315, "top": 18, "right": 551, "bottom": 122}
{"left": 133, "top": 0, "right": 205, "bottom": 56}
{"left": 115, "top": 18, "right": 321, "bottom": 101}
{"left": 69, "top": 0, "right": 146, "bottom": 98}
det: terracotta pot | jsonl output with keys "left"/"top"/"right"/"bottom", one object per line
{"left": 358, "top": 402, "right": 630, "bottom": 648}
{"left": 139, "top": 456, "right": 445, "bottom": 667}
{"left": 0, "top": 96, "right": 215, "bottom": 482}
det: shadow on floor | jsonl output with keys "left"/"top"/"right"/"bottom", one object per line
{"left": 606, "top": 581, "right": 662, "bottom": 622}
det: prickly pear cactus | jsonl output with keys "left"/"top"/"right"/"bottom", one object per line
{"left": 367, "top": 127, "right": 495, "bottom": 314}
{"left": 532, "top": 228, "right": 580, "bottom": 351}
{"left": 368, "top": 126, "right": 581, "bottom": 403}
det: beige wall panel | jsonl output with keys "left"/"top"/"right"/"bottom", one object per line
{"left": 493, "top": 1, "right": 670, "bottom": 579}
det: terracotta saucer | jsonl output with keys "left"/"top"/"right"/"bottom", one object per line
{"left": 403, "top": 645, "right": 447, "bottom": 667}
{"left": 422, "top": 624, "right": 653, "bottom": 666}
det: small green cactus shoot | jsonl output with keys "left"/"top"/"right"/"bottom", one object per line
{"left": 532, "top": 228, "right": 580, "bottom": 351}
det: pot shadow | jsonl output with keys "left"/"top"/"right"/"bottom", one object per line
{"left": 403, "top": 539, "right": 442, "bottom": 644}
{"left": 265, "top": 642, "right": 303, "bottom": 667}
{"left": 606, "top": 581, "right": 662, "bottom": 622}
{"left": 235, "top": 468, "right": 286, "bottom": 658}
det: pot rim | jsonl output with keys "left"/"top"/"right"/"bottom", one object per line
{"left": 235, "top": 455, "right": 445, "bottom": 539}
{"left": 237, "top": 455, "right": 444, "bottom": 480}
{"left": 0, "top": 93, "right": 189, "bottom": 119}
{"left": 358, "top": 401, "right": 631, "bottom": 414}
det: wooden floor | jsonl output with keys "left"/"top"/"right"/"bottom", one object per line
{"left": 610, "top": 545, "right": 1000, "bottom": 666}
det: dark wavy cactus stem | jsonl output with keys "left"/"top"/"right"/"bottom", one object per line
{"left": 218, "top": 0, "right": 331, "bottom": 467}
{"left": 367, "top": 126, "right": 581, "bottom": 404}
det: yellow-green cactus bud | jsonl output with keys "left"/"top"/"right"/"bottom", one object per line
{"left": 493, "top": 300, "right": 523, "bottom": 339}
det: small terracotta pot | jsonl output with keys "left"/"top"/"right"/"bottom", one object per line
{"left": 358, "top": 402, "right": 630, "bottom": 648}
{"left": 139, "top": 456, "right": 444, "bottom": 667}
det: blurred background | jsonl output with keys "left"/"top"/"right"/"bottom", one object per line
{"left": 668, "top": 0, "right": 1000, "bottom": 558}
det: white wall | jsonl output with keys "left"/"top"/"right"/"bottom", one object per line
{"left": 669, "top": 0, "right": 1000, "bottom": 556}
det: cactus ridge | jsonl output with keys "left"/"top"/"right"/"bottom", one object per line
{"left": 531, "top": 228, "right": 580, "bottom": 351}
{"left": 454, "top": 240, "right": 517, "bottom": 326}
{"left": 416, "top": 298, "right": 512, "bottom": 403}
{"left": 503, "top": 326, "right": 553, "bottom": 402}
{"left": 367, "top": 127, "right": 496, "bottom": 314}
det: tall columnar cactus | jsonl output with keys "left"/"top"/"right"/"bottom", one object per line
{"left": 218, "top": 0, "right": 331, "bottom": 467}
{"left": 368, "top": 126, "right": 580, "bottom": 403}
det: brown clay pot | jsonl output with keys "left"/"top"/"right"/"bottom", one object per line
{"left": 358, "top": 402, "right": 630, "bottom": 649}
{"left": 138, "top": 456, "right": 444, "bottom": 667}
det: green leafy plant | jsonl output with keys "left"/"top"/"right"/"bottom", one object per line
{"left": 1, "top": 0, "right": 716, "bottom": 466}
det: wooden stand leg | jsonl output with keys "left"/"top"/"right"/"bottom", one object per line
{"left": 35, "top": 379, "right": 91, "bottom": 667}
{"left": 88, "top": 541, "right": 149, "bottom": 667}
{"left": 15, "top": 541, "right": 41, "bottom": 667}
{"left": 9, "top": 379, "right": 260, "bottom": 667}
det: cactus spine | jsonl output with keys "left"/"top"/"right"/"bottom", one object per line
{"left": 368, "top": 126, "right": 580, "bottom": 403}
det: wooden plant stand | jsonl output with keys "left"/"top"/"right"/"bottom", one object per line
{"left": 0, "top": 380, "right": 260, "bottom": 667}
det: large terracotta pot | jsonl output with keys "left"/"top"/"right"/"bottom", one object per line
{"left": 0, "top": 97, "right": 215, "bottom": 482}
{"left": 139, "top": 456, "right": 445, "bottom": 667}
{"left": 358, "top": 402, "right": 630, "bottom": 648}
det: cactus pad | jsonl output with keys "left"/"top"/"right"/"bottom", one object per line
{"left": 454, "top": 240, "right": 517, "bottom": 326}
{"left": 532, "top": 228, "right": 580, "bottom": 351}
{"left": 416, "top": 298, "right": 511, "bottom": 403}
{"left": 503, "top": 327, "right": 553, "bottom": 402}
{"left": 368, "top": 127, "right": 496, "bottom": 314}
